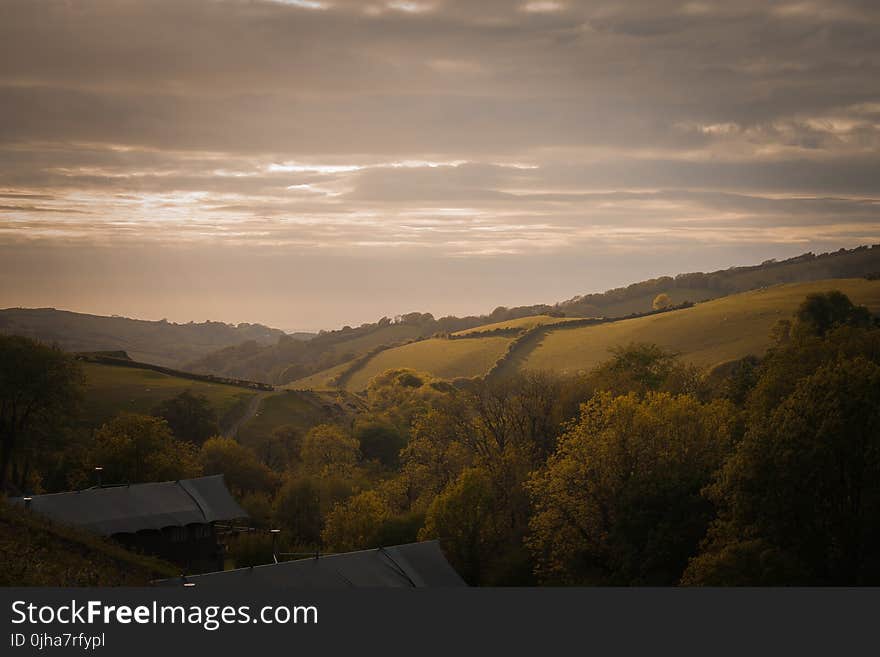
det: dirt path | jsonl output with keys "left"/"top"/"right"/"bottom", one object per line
{"left": 224, "top": 391, "right": 273, "bottom": 439}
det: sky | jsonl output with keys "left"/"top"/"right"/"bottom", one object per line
{"left": 1, "top": 0, "right": 879, "bottom": 331}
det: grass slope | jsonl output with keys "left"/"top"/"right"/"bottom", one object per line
{"left": 524, "top": 278, "right": 880, "bottom": 375}
{"left": 0, "top": 307, "right": 282, "bottom": 368}
{"left": 0, "top": 499, "right": 177, "bottom": 586}
{"left": 327, "top": 323, "right": 426, "bottom": 357}
{"left": 235, "top": 389, "right": 365, "bottom": 446}
{"left": 452, "top": 315, "right": 580, "bottom": 335}
{"left": 345, "top": 336, "right": 512, "bottom": 391}
{"left": 82, "top": 362, "right": 257, "bottom": 430}
{"left": 287, "top": 361, "right": 354, "bottom": 391}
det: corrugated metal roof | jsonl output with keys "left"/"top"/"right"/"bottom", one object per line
{"left": 10, "top": 475, "right": 247, "bottom": 536}
{"left": 154, "top": 540, "right": 466, "bottom": 588}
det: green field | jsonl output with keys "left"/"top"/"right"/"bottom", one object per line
{"left": 286, "top": 361, "right": 353, "bottom": 391}
{"left": 345, "top": 336, "right": 512, "bottom": 391}
{"left": 452, "top": 315, "right": 580, "bottom": 336}
{"left": 523, "top": 278, "right": 880, "bottom": 375}
{"left": 597, "top": 286, "right": 720, "bottom": 317}
{"left": 326, "top": 323, "right": 425, "bottom": 357}
{"left": 81, "top": 362, "right": 257, "bottom": 429}
{"left": 234, "top": 390, "right": 346, "bottom": 445}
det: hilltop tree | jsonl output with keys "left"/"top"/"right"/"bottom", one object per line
{"left": 0, "top": 335, "right": 83, "bottom": 491}
{"left": 652, "top": 293, "right": 672, "bottom": 310}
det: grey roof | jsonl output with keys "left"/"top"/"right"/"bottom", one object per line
{"left": 154, "top": 540, "right": 466, "bottom": 588}
{"left": 10, "top": 475, "right": 247, "bottom": 536}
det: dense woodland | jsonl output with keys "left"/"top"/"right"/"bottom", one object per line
{"left": 2, "top": 289, "right": 879, "bottom": 585}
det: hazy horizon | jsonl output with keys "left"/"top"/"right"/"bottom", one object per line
{"left": 0, "top": 242, "right": 870, "bottom": 333}
{"left": 2, "top": 1, "right": 879, "bottom": 330}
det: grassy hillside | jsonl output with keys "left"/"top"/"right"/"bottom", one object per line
{"left": 80, "top": 361, "right": 359, "bottom": 447}
{"left": 0, "top": 307, "right": 284, "bottom": 367}
{"left": 81, "top": 361, "right": 257, "bottom": 430}
{"left": 524, "top": 278, "right": 880, "bottom": 375}
{"left": 346, "top": 336, "right": 512, "bottom": 391}
{"left": 287, "top": 361, "right": 354, "bottom": 391}
{"left": 452, "top": 314, "right": 580, "bottom": 336}
{"left": 559, "top": 244, "right": 880, "bottom": 316}
{"left": 326, "top": 323, "right": 425, "bottom": 357}
{"left": 291, "top": 278, "right": 880, "bottom": 390}
{"left": 180, "top": 246, "right": 880, "bottom": 385}
{"left": 0, "top": 498, "right": 177, "bottom": 586}
{"left": 234, "top": 389, "right": 360, "bottom": 446}
{"left": 596, "top": 286, "right": 719, "bottom": 318}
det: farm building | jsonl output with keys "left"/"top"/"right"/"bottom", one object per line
{"left": 11, "top": 474, "right": 247, "bottom": 573}
{"left": 154, "top": 540, "right": 466, "bottom": 588}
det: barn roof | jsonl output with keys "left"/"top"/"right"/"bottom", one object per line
{"left": 11, "top": 474, "right": 247, "bottom": 536}
{"left": 154, "top": 540, "right": 466, "bottom": 588}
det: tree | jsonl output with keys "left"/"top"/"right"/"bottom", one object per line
{"left": 588, "top": 342, "right": 698, "bottom": 396}
{"left": 652, "top": 293, "right": 672, "bottom": 310}
{"left": 355, "top": 420, "right": 406, "bottom": 468}
{"left": 0, "top": 335, "right": 83, "bottom": 491}
{"left": 322, "top": 490, "right": 389, "bottom": 552}
{"left": 274, "top": 476, "right": 323, "bottom": 545}
{"left": 685, "top": 357, "right": 880, "bottom": 585}
{"left": 794, "top": 290, "right": 872, "bottom": 337}
{"left": 419, "top": 468, "right": 502, "bottom": 585}
{"left": 252, "top": 424, "right": 301, "bottom": 470}
{"left": 199, "top": 436, "right": 276, "bottom": 495}
{"left": 527, "top": 392, "right": 736, "bottom": 585}
{"left": 394, "top": 406, "right": 472, "bottom": 512}
{"left": 91, "top": 413, "right": 200, "bottom": 484}
{"left": 300, "top": 424, "right": 360, "bottom": 476}
{"left": 152, "top": 390, "right": 218, "bottom": 444}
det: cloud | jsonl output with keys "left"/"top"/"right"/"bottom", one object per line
{"left": 0, "top": 0, "right": 878, "bottom": 327}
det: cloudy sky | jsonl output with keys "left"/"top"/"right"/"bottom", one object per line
{"left": 1, "top": 0, "right": 879, "bottom": 330}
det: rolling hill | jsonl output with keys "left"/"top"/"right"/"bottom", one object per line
{"left": 0, "top": 307, "right": 286, "bottom": 367}
{"left": 294, "top": 278, "right": 880, "bottom": 391}
{"left": 193, "top": 245, "right": 880, "bottom": 385}
{"left": 6, "top": 246, "right": 880, "bottom": 388}
{"left": 80, "top": 360, "right": 260, "bottom": 431}
{"left": 524, "top": 278, "right": 880, "bottom": 375}
{"left": 79, "top": 359, "right": 360, "bottom": 445}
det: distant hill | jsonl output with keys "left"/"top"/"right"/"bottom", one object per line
{"left": 557, "top": 244, "right": 880, "bottom": 317}
{"left": 0, "top": 308, "right": 285, "bottom": 367}
{"left": 293, "top": 278, "right": 880, "bottom": 391}
{"left": 6, "top": 246, "right": 879, "bottom": 384}
{"left": 194, "top": 245, "right": 880, "bottom": 385}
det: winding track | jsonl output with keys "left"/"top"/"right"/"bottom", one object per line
{"left": 223, "top": 390, "right": 273, "bottom": 439}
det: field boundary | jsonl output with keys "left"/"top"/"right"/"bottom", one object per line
{"left": 76, "top": 353, "right": 275, "bottom": 391}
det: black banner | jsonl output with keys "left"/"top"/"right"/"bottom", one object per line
{"left": 1, "top": 588, "right": 876, "bottom": 655}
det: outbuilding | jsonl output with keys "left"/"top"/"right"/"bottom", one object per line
{"left": 12, "top": 474, "right": 247, "bottom": 572}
